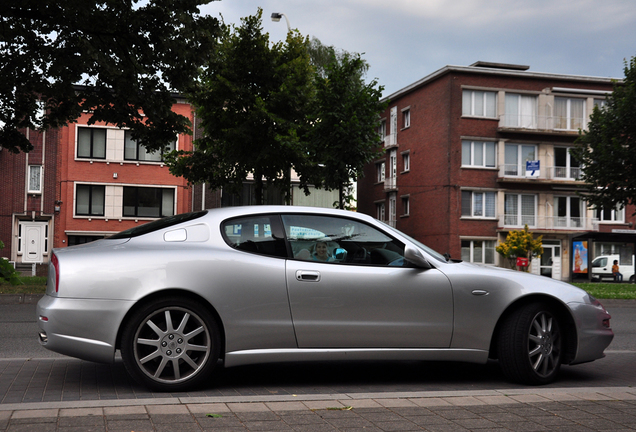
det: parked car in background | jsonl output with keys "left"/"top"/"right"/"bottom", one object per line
{"left": 37, "top": 206, "right": 614, "bottom": 391}
{"left": 591, "top": 254, "right": 635, "bottom": 282}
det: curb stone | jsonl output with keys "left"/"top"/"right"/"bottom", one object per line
{"left": 0, "top": 294, "right": 43, "bottom": 304}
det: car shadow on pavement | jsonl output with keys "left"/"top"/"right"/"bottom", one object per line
{"left": 0, "top": 356, "right": 623, "bottom": 404}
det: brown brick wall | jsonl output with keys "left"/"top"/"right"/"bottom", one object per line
{"left": 358, "top": 66, "right": 634, "bottom": 261}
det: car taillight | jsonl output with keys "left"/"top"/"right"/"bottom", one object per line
{"left": 51, "top": 252, "right": 60, "bottom": 293}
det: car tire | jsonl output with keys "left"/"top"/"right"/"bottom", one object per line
{"left": 497, "top": 302, "right": 562, "bottom": 385}
{"left": 121, "top": 296, "right": 221, "bottom": 392}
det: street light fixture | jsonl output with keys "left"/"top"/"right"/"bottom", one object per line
{"left": 271, "top": 12, "right": 291, "bottom": 31}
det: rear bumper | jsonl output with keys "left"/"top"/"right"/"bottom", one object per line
{"left": 36, "top": 294, "right": 135, "bottom": 363}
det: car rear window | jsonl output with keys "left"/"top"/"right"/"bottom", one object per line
{"left": 109, "top": 211, "right": 208, "bottom": 239}
{"left": 221, "top": 214, "right": 287, "bottom": 258}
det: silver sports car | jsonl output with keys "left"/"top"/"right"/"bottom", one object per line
{"left": 37, "top": 206, "right": 614, "bottom": 391}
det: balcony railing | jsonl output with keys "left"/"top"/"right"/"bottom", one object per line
{"left": 553, "top": 166, "right": 583, "bottom": 180}
{"left": 498, "top": 164, "right": 583, "bottom": 181}
{"left": 384, "top": 176, "right": 397, "bottom": 190}
{"left": 384, "top": 134, "right": 398, "bottom": 148}
{"left": 498, "top": 114, "right": 586, "bottom": 133}
{"left": 500, "top": 214, "right": 598, "bottom": 230}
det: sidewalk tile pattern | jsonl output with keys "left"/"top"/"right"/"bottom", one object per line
{"left": 1, "top": 388, "right": 636, "bottom": 431}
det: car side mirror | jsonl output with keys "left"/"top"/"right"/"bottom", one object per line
{"left": 404, "top": 245, "right": 432, "bottom": 269}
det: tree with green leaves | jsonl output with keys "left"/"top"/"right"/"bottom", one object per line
{"left": 303, "top": 52, "right": 386, "bottom": 209}
{"left": 307, "top": 37, "right": 368, "bottom": 79}
{"left": 572, "top": 56, "right": 636, "bottom": 213}
{"left": 496, "top": 225, "right": 543, "bottom": 271}
{"left": 168, "top": 9, "right": 315, "bottom": 204}
{"left": 0, "top": 0, "right": 219, "bottom": 154}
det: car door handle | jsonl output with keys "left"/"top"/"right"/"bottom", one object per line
{"left": 296, "top": 270, "right": 321, "bottom": 282}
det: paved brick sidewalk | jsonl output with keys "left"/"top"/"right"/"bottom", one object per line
{"left": 1, "top": 387, "right": 635, "bottom": 431}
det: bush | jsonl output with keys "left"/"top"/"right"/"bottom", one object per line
{"left": 0, "top": 240, "right": 22, "bottom": 285}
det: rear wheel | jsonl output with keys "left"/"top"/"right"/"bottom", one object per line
{"left": 498, "top": 303, "right": 562, "bottom": 385}
{"left": 121, "top": 296, "right": 220, "bottom": 392}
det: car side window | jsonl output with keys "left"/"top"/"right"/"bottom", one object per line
{"left": 222, "top": 215, "right": 287, "bottom": 258}
{"left": 281, "top": 215, "right": 406, "bottom": 267}
{"left": 592, "top": 258, "right": 606, "bottom": 268}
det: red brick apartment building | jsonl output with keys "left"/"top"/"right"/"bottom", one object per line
{"left": 0, "top": 96, "right": 194, "bottom": 271}
{"left": 358, "top": 61, "right": 636, "bottom": 281}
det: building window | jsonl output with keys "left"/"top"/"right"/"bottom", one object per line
{"left": 124, "top": 130, "right": 176, "bottom": 162}
{"left": 402, "top": 108, "right": 410, "bottom": 128}
{"left": 388, "top": 193, "right": 397, "bottom": 227}
{"left": 389, "top": 106, "right": 398, "bottom": 144}
{"left": 17, "top": 224, "right": 22, "bottom": 253}
{"left": 123, "top": 187, "right": 175, "bottom": 218}
{"left": 462, "top": 141, "right": 496, "bottom": 168}
{"left": 402, "top": 152, "right": 410, "bottom": 172}
{"left": 461, "top": 240, "right": 496, "bottom": 264}
{"left": 76, "top": 184, "right": 105, "bottom": 216}
{"left": 504, "top": 143, "right": 537, "bottom": 176}
{"left": 376, "top": 202, "right": 385, "bottom": 222}
{"left": 504, "top": 194, "right": 536, "bottom": 227}
{"left": 386, "top": 150, "right": 397, "bottom": 189}
{"left": 376, "top": 161, "right": 385, "bottom": 182}
{"left": 555, "top": 97, "right": 585, "bottom": 130}
{"left": 594, "top": 99, "right": 607, "bottom": 110}
{"left": 504, "top": 93, "right": 537, "bottom": 128}
{"left": 554, "top": 147, "right": 581, "bottom": 179}
{"left": 222, "top": 183, "right": 284, "bottom": 207}
{"left": 67, "top": 235, "right": 105, "bottom": 246}
{"left": 554, "top": 196, "right": 584, "bottom": 228}
{"left": 462, "top": 90, "right": 496, "bottom": 118}
{"left": 402, "top": 196, "right": 410, "bottom": 216}
{"left": 462, "top": 191, "right": 496, "bottom": 218}
{"left": 28, "top": 165, "right": 42, "bottom": 193}
{"left": 595, "top": 205, "right": 625, "bottom": 223}
{"left": 378, "top": 119, "right": 386, "bottom": 140}
{"left": 77, "top": 127, "right": 106, "bottom": 159}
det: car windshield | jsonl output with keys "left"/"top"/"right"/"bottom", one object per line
{"left": 109, "top": 211, "right": 208, "bottom": 239}
{"left": 379, "top": 221, "right": 450, "bottom": 263}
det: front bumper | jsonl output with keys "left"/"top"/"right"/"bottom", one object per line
{"left": 569, "top": 301, "right": 614, "bottom": 365}
{"left": 36, "top": 294, "right": 135, "bottom": 363}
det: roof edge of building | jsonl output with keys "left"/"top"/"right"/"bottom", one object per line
{"left": 382, "top": 64, "right": 621, "bottom": 103}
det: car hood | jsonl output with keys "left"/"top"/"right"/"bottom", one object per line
{"left": 435, "top": 260, "right": 593, "bottom": 304}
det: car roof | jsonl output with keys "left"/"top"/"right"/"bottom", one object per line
{"left": 204, "top": 206, "right": 377, "bottom": 224}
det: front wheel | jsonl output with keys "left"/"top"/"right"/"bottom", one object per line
{"left": 121, "top": 296, "right": 220, "bottom": 392}
{"left": 497, "top": 303, "right": 562, "bottom": 385}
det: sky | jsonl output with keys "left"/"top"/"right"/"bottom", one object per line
{"left": 199, "top": 0, "right": 636, "bottom": 97}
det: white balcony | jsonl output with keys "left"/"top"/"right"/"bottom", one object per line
{"left": 384, "top": 134, "right": 398, "bottom": 149}
{"left": 499, "top": 214, "right": 598, "bottom": 231}
{"left": 498, "top": 114, "right": 586, "bottom": 134}
{"left": 384, "top": 176, "right": 397, "bottom": 191}
{"left": 498, "top": 164, "right": 583, "bottom": 181}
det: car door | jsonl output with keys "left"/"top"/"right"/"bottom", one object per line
{"left": 282, "top": 214, "right": 453, "bottom": 349}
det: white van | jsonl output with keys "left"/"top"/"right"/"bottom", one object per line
{"left": 591, "top": 254, "right": 635, "bottom": 282}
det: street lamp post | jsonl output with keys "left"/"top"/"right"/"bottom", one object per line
{"left": 270, "top": 12, "right": 291, "bottom": 31}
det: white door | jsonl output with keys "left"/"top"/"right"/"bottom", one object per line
{"left": 20, "top": 222, "right": 46, "bottom": 263}
{"left": 538, "top": 243, "right": 561, "bottom": 280}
